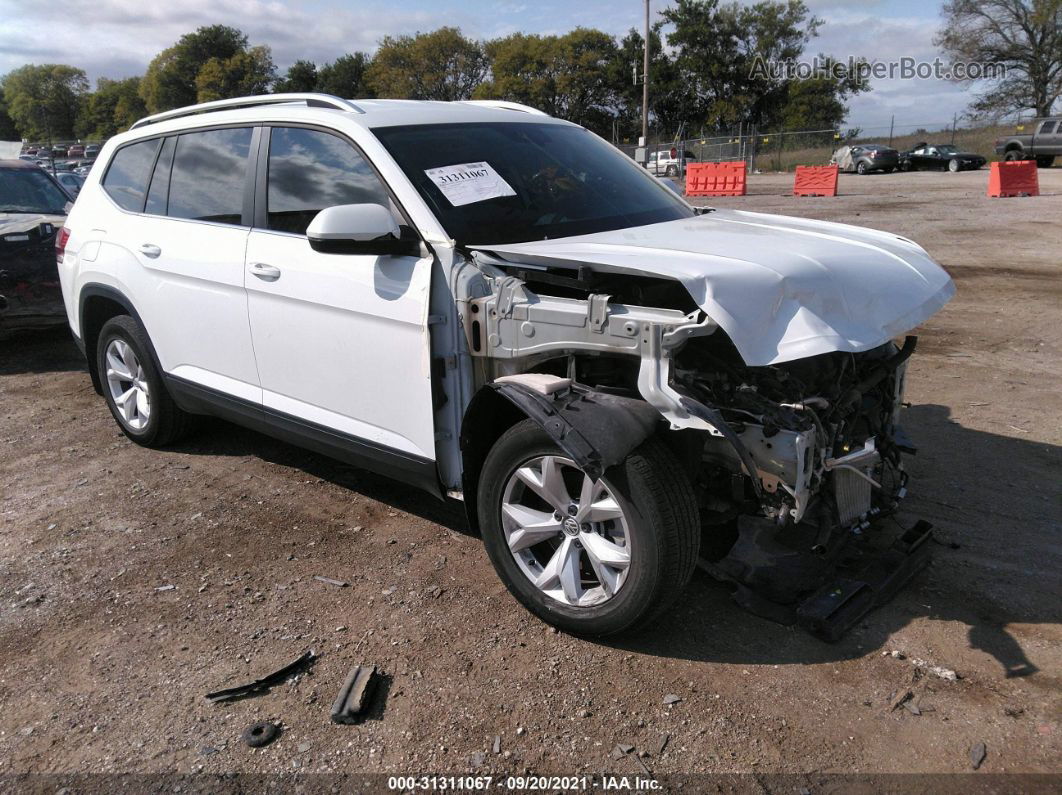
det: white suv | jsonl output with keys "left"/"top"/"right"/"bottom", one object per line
{"left": 57, "top": 94, "right": 954, "bottom": 637}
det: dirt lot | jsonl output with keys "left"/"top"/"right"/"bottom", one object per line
{"left": 1, "top": 169, "right": 1059, "bottom": 786}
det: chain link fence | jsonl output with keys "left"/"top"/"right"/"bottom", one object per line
{"left": 617, "top": 116, "right": 1032, "bottom": 173}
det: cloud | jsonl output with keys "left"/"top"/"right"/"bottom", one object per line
{"left": 0, "top": 0, "right": 971, "bottom": 130}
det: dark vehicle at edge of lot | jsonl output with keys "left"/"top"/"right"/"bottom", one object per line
{"left": 0, "top": 160, "right": 71, "bottom": 334}
{"left": 899, "top": 143, "right": 986, "bottom": 173}
{"left": 994, "top": 117, "right": 1062, "bottom": 168}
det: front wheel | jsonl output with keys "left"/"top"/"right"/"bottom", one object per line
{"left": 1036, "top": 155, "right": 1055, "bottom": 168}
{"left": 1003, "top": 150, "right": 1024, "bottom": 162}
{"left": 856, "top": 161, "right": 868, "bottom": 175}
{"left": 899, "top": 160, "right": 912, "bottom": 172}
{"left": 478, "top": 420, "right": 699, "bottom": 636}
{"left": 666, "top": 165, "right": 678, "bottom": 177}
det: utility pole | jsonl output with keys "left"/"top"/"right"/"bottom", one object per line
{"left": 888, "top": 115, "right": 894, "bottom": 147}
{"left": 641, "top": 0, "right": 650, "bottom": 147}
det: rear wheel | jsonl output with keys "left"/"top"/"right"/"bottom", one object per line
{"left": 97, "top": 315, "right": 194, "bottom": 447}
{"left": 948, "top": 158, "right": 960, "bottom": 172}
{"left": 1036, "top": 155, "right": 1055, "bottom": 168}
{"left": 1004, "top": 149, "right": 1024, "bottom": 162}
{"left": 478, "top": 420, "right": 699, "bottom": 636}
{"left": 856, "top": 161, "right": 868, "bottom": 175}
{"left": 666, "top": 165, "right": 678, "bottom": 177}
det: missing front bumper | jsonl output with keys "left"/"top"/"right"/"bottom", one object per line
{"left": 700, "top": 517, "right": 934, "bottom": 641}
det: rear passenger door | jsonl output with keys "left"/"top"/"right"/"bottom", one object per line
{"left": 243, "top": 126, "right": 436, "bottom": 462}
{"left": 115, "top": 127, "right": 261, "bottom": 402}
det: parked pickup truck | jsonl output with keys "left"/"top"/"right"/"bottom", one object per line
{"left": 994, "top": 117, "right": 1062, "bottom": 167}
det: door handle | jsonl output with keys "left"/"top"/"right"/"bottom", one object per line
{"left": 249, "top": 262, "right": 281, "bottom": 281}
{"left": 139, "top": 243, "right": 161, "bottom": 259}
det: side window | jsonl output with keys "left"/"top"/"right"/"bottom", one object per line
{"left": 102, "top": 139, "right": 160, "bottom": 212}
{"left": 1041, "top": 121, "right": 1057, "bottom": 135}
{"left": 266, "top": 127, "right": 392, "bottom": 235}
{"left": 168, "top": 128, "right": 253, "bottom": 225}
{"left": 144, "top": 137, "right": 176, "bottom": 216}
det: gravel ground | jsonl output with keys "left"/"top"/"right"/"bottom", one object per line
{"left": 0, "top": 168, "right": 1059, "bottom": 784}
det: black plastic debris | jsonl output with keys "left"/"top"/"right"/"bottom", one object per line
{"left": 330, "top": 665, "right": 378, "bottom": 724}
{"left": 206, "top": 649, "right": 315, "bottom": 703}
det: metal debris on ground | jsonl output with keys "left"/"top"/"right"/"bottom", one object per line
{"left": 330, "top": 664, "right": 378, "bottom": 724}
{"left": 314, "top": 575, "right": 348, "bottom": 587}
{"left": 653, "top": 734, "right": 670, "bottom": 755}
{"left": 663, "top": 694, "right": 682, "bottom": 705}
{"left": 154, "top": 584, "right": 175, "bottom": 592}
{"left": 492, "top": 735, "right": 501, "bottom": 754}
{"left": 205, "top": 649, "right": 315, "bottom": 703}
{"left": 611, "top": 743, "right": 635, "bottom": 760}
{"left": 242, "top": 720, "right": 280, "bottom": 748}
{"left": 888, "top": 690, "right": 913, "bottom": 712}
{"left": 970, "top": 742, "right": 987, "bottom": 769}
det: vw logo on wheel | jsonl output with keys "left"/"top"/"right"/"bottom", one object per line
{"left": 562, "top": 516, "right": 581, "bottom": 536}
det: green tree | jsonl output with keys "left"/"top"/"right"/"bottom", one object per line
{"left": 1, "top": 64, "right": 88, "bottom": 140}
{"left": 778, "top": 57, "right": 868, "bottom": 131}
{"left": 608, "top": 26, "right": 696, "bottom": 140}
{"left": 195, "top": 45, "right": 276, "bottom": 102}
{"left": 274, "top": 60, "right": 319, "bottom": 93}
{"left": 936, "top": 0, "right": 1062, "bottom": 117}
{"left": 662, "top": 0, "right": 834, "bottom": 131}
{"left": 76, "top": 77, "right": 147, "bottom": 138}
{"left": 317, "top": 53, "right": 374, "bottom": 98}
{"left": 140, "top": 25, "right": 248, "bottom": 112}
{"left": 477, "top": 29, "right": 618, "bottom": 133}
{"left": 367, "top": 27, "right": 487, "bottom": 100}
{"left": 0, "top": 94, "right": 19, "bottom": 139}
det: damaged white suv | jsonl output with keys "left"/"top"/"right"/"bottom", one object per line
{"left": 58, "top": 94, "right": 954, "bottom": 637}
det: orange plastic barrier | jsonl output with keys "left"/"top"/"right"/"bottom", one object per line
{"left": 987, "top": 160, "right": 1039, "bottom": 197}
{"left": 793, "top": 165, "right": 839, "bottom": 197}
{"left": 685, "top": 161, "right": 747, "bottom": 197}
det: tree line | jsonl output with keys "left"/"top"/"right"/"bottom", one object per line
{"left": 1, "top": 0, "right": 1056, "bottom": 144}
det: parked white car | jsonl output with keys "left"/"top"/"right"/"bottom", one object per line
{"left": 57, "top": 94, "right": 953, "bottom": 637}
{"left": 647, "top": 147, "right": 696, "bottom": 176}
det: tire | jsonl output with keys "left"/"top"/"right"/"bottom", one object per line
{"left": 1036, "top": 156, "right": 1055, "bottom": 168}
{"left": 948, "top": 158, "right": 960, "bottom": 172}
{"left": 666, "top": 165, "right": 678, "bottom": 177}
{"left": 96, "top": 315, "right": 194, "bottom": 447}
{"left": 478, "top": 420, "right": 699, "bottom": 636}
{"left": 1004, "top": 149, "right": 1023, "bottom": 162}
{"left": 899, "top": 160, "right": 912, "bottom": 172}
{"left": 856, "top": 161, "right": 868, "bottom": 175}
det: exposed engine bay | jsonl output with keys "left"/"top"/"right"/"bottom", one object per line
{"left": 455, "top": 254, "right": 935, "bottom": 639}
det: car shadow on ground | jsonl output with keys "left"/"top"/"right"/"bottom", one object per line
{"left": 610, "top": 403, "right": 1061, "bottom": 675}
{"left": 0, "top": 327, "right": 83, "bottom": 375}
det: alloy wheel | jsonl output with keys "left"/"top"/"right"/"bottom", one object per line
{"left": 105, "top": 338, "right": 151, "bottom": 431}
{"left": 500, "top": 455, "right": 632, "bottom": 607}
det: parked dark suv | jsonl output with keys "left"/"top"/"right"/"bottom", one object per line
{"left": 0, "top": 160, "right": 71, "bottom": 333}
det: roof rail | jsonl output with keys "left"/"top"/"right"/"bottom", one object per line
{"left": 461, "top": 100, "right": 549, "bottom": 116}
{"left": 131, "top": 93, "right": 365, "bottom": 130}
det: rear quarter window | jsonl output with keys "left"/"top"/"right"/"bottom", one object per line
{"left": 102, "top": 139, "right": 161, "bottom": 212}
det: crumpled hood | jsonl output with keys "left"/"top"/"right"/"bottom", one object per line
{"left": 473, "top": 209, "right": 954, "bottom": 366}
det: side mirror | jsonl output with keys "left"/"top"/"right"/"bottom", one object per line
{"left": 306, "top": 204, "right": 419, "bottom": 256}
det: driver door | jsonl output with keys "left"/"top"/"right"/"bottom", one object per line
{"left": 244, "top": 125, "right": 437, "bottom": 462}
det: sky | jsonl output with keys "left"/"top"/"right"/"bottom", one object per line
{"left": 0, "top": 0, "right": 983, "bottom": 133}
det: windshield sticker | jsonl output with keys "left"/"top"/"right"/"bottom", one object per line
{"left": 424, "top": 162, "right": 517, "bottom": 207}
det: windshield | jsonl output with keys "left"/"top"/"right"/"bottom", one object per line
{"left": 935, "top": 145, "right": 958, "bottom": 154}
{"left": 0, "top": 168, "right": 69, "bottom": 214}
{"left": 372, "top": 122, "right": 694, "bottom": 245}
